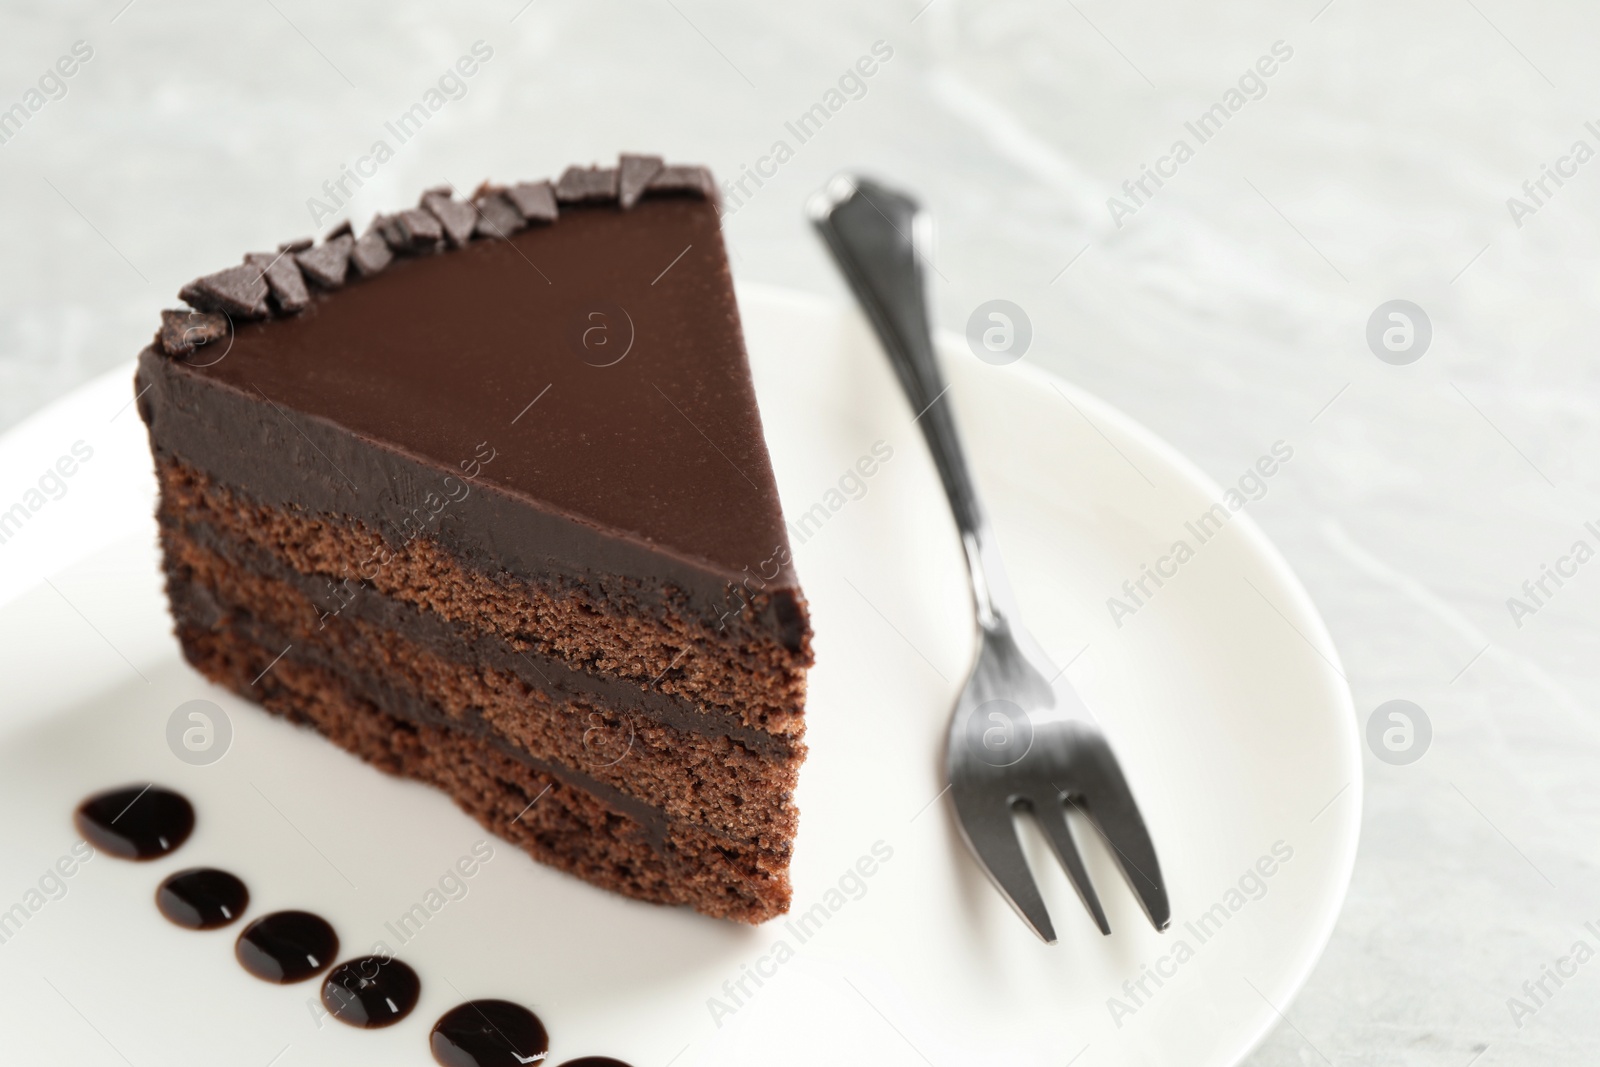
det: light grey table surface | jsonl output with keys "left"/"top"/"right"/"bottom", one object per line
{"left": 4, "top": 1, "right": 1598, "bottom": 1064}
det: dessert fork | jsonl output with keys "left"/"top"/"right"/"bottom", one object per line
{"left": 809, "top": 175, "right": 1170, "bottom": 942}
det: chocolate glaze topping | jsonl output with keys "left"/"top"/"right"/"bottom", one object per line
{"left": 136, "top": 155, "right": 807, "bottom": 648}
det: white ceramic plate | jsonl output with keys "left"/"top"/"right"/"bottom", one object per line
{"left": 0, "top": 284, "right": 1359, "bottom": 1067}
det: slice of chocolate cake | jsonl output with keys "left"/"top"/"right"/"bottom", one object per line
{"left": 135, "top": 156, "right": 812, "bottom": 923}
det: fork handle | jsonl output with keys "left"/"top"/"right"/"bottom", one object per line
{"left": 809, "top": 175, "right": 1006, "bottom": 627}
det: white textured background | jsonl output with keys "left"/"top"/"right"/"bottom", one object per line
{"left": 4, "top": 1, "right": 1600, "bottom": 1064}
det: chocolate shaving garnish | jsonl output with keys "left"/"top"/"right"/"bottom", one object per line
{"left": 295, "top": 234, "right": 354, "bottom": 289}
{"left": 554, "top": 166, "right": 618, "bottom": 204}
{"left": 382, "top": 208, "right": 444, "bottom": 253}
{"left": 160, "top": 161, "right": 716, "bottom": 340}
{"left": 350, "top": 229, "right": 393, "bottom": 276}
{"left": 157, "top": 309, "right": 229, "bottom": 358}
{"left": 178, "top": 264, "right": 270, "bottom": 319}
{"left": 245, "top": 252, "right": 311, "bottom": 313}
{"left": 422, "top": 193, "right": 477, "bottom": 247}
{"left": 647, "top": 165, "right": 716, "bottom": 201}
{"left": 474, "top": 193, "right": 525, "bottom": 239}
{"left": 506, "top": 181, "right": 558, "bottom": 222}
{"left": 373, "top": 214, "right": 403, "bottom": 248}
{"left": 618, "top": 154, "right": 665, "bottom": 209}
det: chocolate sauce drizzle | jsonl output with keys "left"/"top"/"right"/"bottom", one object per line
{"left": 236, "top": 910, "right": 339, "bottom": 983}
{"left": 430, "top": 999, "right": 550, "bottom": 1067}
{"left": 77, "top": 786, "right": 579, "bottom": 1056}
{"left": 74, "top": 784, "right": 194, "bottom": 860}
{"left": 322, "top": 955, "right": 421, "bottom": 1029}
{"left": 156, "top": 867, "right": 248, "bottom": 929}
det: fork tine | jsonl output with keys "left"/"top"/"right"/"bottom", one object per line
{"left": 1032, "top": 801, "right": 1110, "bottom": 935}
{"left": 1072, "top": 737, "right": 1171, "bottom": 931}
{"left": 951, "top": 788, "right": 1057, "bottom": 944}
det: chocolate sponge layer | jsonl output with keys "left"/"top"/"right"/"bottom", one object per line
{"left": 162, "top": 517, "right": 802, "bottom": 849}
{"left": 157, "top": 459, "right": 808, "bottom": 738}
{"left": 179, "top": 620, "right": 790, "bottom": 922}
{"left": 151, "top": 460, "right": 801, "bottom": 922}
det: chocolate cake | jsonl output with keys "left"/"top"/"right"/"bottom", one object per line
{"left": 135, "top": 156, "right": 812, "bottom": 923}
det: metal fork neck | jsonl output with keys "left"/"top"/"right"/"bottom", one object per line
{"left": 809, "top": 175, "right": 1014, "bottom": 630}
{"left": 905, "top": 320, "right": 1013, "bottom": 630}
{"left": 962, "top": 530, "right": 1007, "bottom": 633}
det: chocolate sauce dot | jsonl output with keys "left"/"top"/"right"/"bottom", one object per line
{"left": 431, "top": 1000, "right": 550, "bottom": 1067}
{"left": 156, "top": 868, "right": 249, "bottom": 929}
{"left": 555, "top": 1059, "right": 634, "bottom": 1067}
{"left": 322, "top": 955, "right": 420, "bottom": 1029}
{"left": 74, "top": 784, "right": 194, "bottom": 860}
{"left": 236, "top": 911, "right": 338, "bottom": 983}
